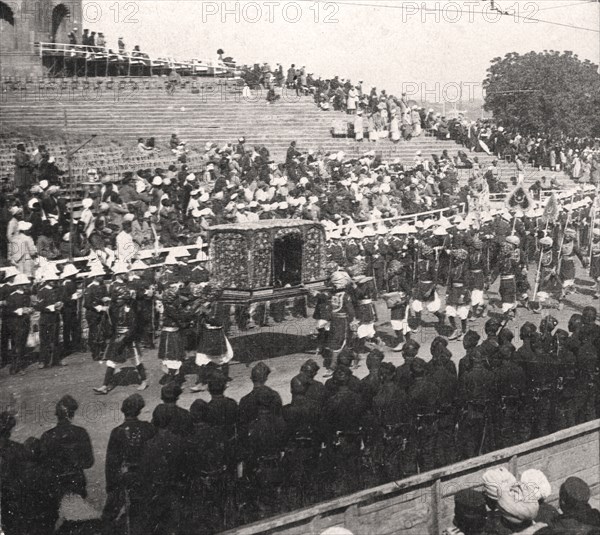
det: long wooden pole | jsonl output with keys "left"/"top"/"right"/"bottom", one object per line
{"left": 63, "top": 109, "right": 74, "bottom": 260}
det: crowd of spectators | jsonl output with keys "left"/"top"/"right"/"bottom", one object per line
{"left": 3, "top": 137, "right": 486, "bottom": 269}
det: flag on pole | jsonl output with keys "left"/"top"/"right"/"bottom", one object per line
{"left": 541, "top": 193, "right": 560, "bottom": 224}
{"left": 505, "top": 184, "right": 535, "bottom": 211}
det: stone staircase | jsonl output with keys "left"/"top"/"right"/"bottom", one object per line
{"left": 1, "top": 77, "right": 498, "bottom": 164}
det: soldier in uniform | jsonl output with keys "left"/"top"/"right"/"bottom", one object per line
{"left": 239, "top": 362, "right": 283, "bottom": 439}
{"left": 282, "top": 375, "right": 322, "bottom": 508}
{"left": 324, "top": 270, "right": 356, "bottom": 376}
{"left": 371, "top": 361, "right": 416, "bottom": 481}
{"left": 557, "top": 228, "right": 586, "bottom": 304}
{"left": 408, "top": 358, "right": 439, "bottom": 473}
{"left": 575, "top": 307, "right": 600, "bottom": 423}
{"left": 524, "top": 332, "right": 557, "bottom": 438}
{"left": 353, "top": 275, "right": 378, "bottom": 354}
{"left": 184, "top": 398, "right": 232, "bottom": 533}
{"left": 458, "top": 330, "right": 481, "bottom": 380}
{"left": 383, "top": 259, "right": 412, "bottom": 351}
{"left": 311, "top": 286, "right": 333, "bottom": 357}
{"left": 293, "top": 359, "right": 326, "bottom": 407}
{"left": 493, "top": 343, "right": 528, "bottom": 449}
{"left": 4, "top": 273, "right": 33, "bottom": 374}
{"left": 532, "top": 236, "right": 558, "bottom": 313}
{"left": 554, "top": 328, "right": 579, "bottom": 430}
{"left": 241, "top": 389, "right": 287, "bottom": 520}
{"left": 83, "top": 263, "right": 110, "bottom": 361}
{"left": 137, "top": 405, "right": 187, "bottom": 535}
{"left": 40, "top": 395, "right": 94, "bottom": 499}
{"left": 360, "top": 348, "right": 385, "bottom": 410}
{"left": 446, "top": 248, "right": 470, "bottom": 341}
{"left": 103, "top": 394, "right": 155, "bottom": 530}
{"left": 395, "top": 339, "right": 426, "bottom": 392}
{"left": 93, "top": 284, "right": 148, "bottom": 394}
{"left": 158, "top": 279, "right": 195, "bottom": 386}
{"left": 129, "top": 260, "right": 157, "bottom": 349}
{"left": 493, "top": 235, "right": 523, "bottom": 316}
{"left": 411, "top": 242, "right": 443, "bottom": 333}
{"left": 428, "top": 337, "right": 458, "bottom": 468}
{"left": 457, "top": 348, "right": 496, "bottom": 459}
{"left": 59, "top": 263, "right": 82, "bottom": 356}
{"left": 319, "top": 366, "right": 366, "bottom": 497}
{"left": 466, "top": 236, "right": 488, "bottom": 318}
{"left": 34, "top": 267, "right": 64, "bottom": 368}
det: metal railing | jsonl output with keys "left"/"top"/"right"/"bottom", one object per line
{"left": 35, "top": 42, "right": 238, "bottom": 77}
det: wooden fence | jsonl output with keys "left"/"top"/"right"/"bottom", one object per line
{"left": 221, "top": 419, "right": 600, "bottom": 535}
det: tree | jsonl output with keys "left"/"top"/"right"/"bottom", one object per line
{"left": 482, "top": 51, "right": 600, "bottom": 137}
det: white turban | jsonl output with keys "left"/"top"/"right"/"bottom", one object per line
{"left": 497, "top": 482, "right": 539, "bottom": 524}
{"left": 520, "top": 469, "right": 552, "bottom": 501}
{"left": 329, "top": 270, "right": 352, "bottom": 290}
{"left": 482, "top": 467, "right": 517, "bottom": 501}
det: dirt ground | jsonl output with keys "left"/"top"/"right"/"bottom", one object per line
{"left": 1, "top": 261, "right": 598, "bottom": 513}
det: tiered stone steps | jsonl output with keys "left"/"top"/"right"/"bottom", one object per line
{"left": 1, "top": 78, "right": 497, "bottom": 163}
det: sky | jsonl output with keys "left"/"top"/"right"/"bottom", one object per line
{"left": 83, "top": 0, "right": 599, "bottom": 101}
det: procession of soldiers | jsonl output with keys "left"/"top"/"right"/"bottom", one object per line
{"left": 2, "top": 186, "right": 600, "bottom": 533}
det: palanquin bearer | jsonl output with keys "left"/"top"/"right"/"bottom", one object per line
{"left": 383, "top": 259, "right": 412, "bottom": 351}
{"left": 353, "top": 275, "right": 378, "bottom": 353}
{"left": 411, "top": 242, "right": 443, "bottom": 333}
{"left": 557, "top": 228, "right": 586, "bottom": 304}
{"left": 494, "top": 235, "right": 522, "bottom": 316}
{"left": 158, "top": 277, "right": 194, "bottom": 386}
{"left": 589, "top": 228, "right": 600, "bottom": 299}
{"left": 467, "top": 237, "right": 488, "bottom": 318}
{"left": 93, "top": 285, "right": 148, "bottom": 395}
{"left": 323, "top": 270, "right": 356, "bottom": 377}
{"left": 446, "top": 248, "right": 470, "bottom": 341}
{"left": 82, "top": 262, "right": 111, "bottom": 361}
{"left": 531, "top": 236, "right": 556, "bottom": 313}
{"left": 190, "top": 282, "right": 233, "bottom": 393}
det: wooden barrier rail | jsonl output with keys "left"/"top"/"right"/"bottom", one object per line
{"left": 221, "top": 419, "right": 600, "bottom": 535}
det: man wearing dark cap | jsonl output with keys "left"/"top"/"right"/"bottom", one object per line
{"left": 138, "top": 404, "right": 186, "bottom": 535}
{"left": 40, "top": 395, "right": 94, "bottom": 499}
{"left": 296, "top": 359, "right": 325, "bottom": 406}
{"left": 320, "top": 366, "right": 366, "bottom": 497}
{"left": 103, "top": 394, "right": 155, "bottom": 529}
{"left": 428, "top": 337, "right": 458, "bottom": 468}
{"left": 443, "top": 489, "right": 487, "bottom": 535}
{"left": 241, "top": 387, "right": 287, "bottom": 518}
{"left": 457, "top": 349, "right": 496, "bottom": 459}
{"left": 493, "top": 343, "right": 527, "bottom": 449}
{"left": 575, "top": 308, "right": 600, "bottom": 423}
{"left": 478, "top": 318, "right": 502, "bottom": 369}
{"left": 282, "top": 374, "right": 321, "bottom": 508}
{"left": 459, "top": 330, "right": 481, "bottom": 380}
{"left": 183, "top": 399, "right": 232, "bottom": 534}
{"left": 372, "top": 362, "right": 416, "bottom": 480}
{"left": 554, "top": 328, "right": 578, "bottom": 431}
{"left": 537, "top": 477, "right": 600, "bottom": 534}
{"left": 407, "top": 358, "right": 439, "bottom": 473}
{"left": 324, "top": 349, "right": 362, "bottom": 398}
{"left": 153, "top": 383, "right": 193, "bottom": 437}
{"left": 360, "top": 348, "right": 385, "bottom": 410}
{"left": 394, "top": 340, "right": 426, "bottom": 393}
{"left": 514, "top": 321, "right": 538, "bottom": 442}
{"left": 238, "top": 361, "right": 283, "bottom": 439}
{"left": 207, "top": 373, "right": 238, "bottom": 443}
{"left": 0, "top": 411, "right": 27, "bottom": 534}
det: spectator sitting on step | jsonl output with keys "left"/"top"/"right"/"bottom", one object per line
{"left": 138, "top": 138, "right": 154, "bottom": 153}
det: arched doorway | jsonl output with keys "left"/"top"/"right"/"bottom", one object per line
{"left": 0, "top": 1, "right": 16, "bottom": 52}
{"left": 51, "top": 4, "right": 70, "bottom": 43}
